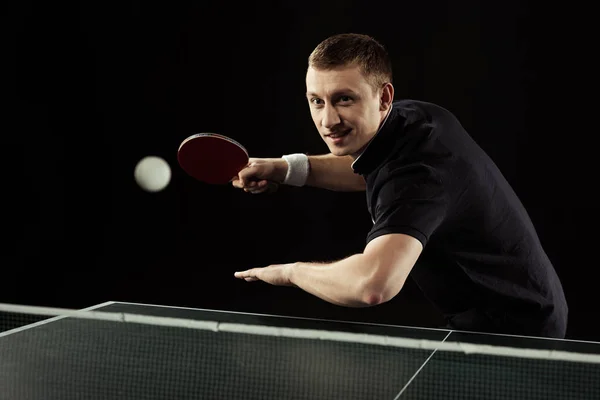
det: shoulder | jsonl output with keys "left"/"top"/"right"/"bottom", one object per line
{"left": 392, "top": 99, "right": 464, "bottom": 129}
{"left": 392, "top": 99, "right": 457, "bottom": 116}
{"left": 371, "top": 160, "right": 446, "bottom": 208}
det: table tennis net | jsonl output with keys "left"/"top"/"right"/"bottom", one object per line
{"left": 1, "top": 302, "right": 599, "bottom": 400}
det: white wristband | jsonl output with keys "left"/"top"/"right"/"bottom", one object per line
{"left": 282, "top": 153, "right": 310, "bottom": 187}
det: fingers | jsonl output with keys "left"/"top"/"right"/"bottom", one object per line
{"left": 233, "top": 176, "right": 270, "bottom": 194}
{"left": 231, "top": 159, "right": 276, "bottom": 194}
{"left": 244, "top": 180, "right": 270, "bottom": 194}
{"left": 232, "top": 163, "right": 261, "bottom": 189}
{"left": 234, "top": 270, "right": 250, "bottom": 278}
{"left": 234, "top": 270, "right": 259, "bottom": 281}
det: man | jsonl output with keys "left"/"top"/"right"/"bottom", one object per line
{"left": 232, "top": 33, "right": 568, "bottom": 338}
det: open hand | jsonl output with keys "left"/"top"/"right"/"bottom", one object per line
{"left": 234, "top": 263, "right": 295, "bottom": 286}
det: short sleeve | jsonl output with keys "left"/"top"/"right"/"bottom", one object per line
{"left": 366, "top": 161, "right": 449, "bottom": 247}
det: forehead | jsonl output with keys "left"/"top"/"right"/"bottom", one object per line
{"left": 305, "top": 65, "right": 371, "bottom": 96}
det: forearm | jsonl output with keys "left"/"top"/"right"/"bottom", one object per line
{"left": 306, "top": 154, "right": 366, "bottom": 191}
{"left": 288, "top": 254, "right": 380, "bottom": 307}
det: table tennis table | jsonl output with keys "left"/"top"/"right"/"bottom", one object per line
{"left": 1, "top": 301, "right": 599, "bottom": 399}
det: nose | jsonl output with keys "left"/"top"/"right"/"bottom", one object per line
{"left": 322, "top": 105, "right": 341, "bottom": 130}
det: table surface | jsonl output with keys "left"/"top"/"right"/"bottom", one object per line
{"left": 1, "top": 301, "right": 599, "bottom": 400}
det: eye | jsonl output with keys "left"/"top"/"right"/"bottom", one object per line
{"left": 338, "top": 95, "right": 353, "bottom": 104}
{"left": 310, "top": 98, "right": 323, "bottom": 105}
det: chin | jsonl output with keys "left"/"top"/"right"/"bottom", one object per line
{"left": 327, "top": 147, "right": 350, "bottom": 156}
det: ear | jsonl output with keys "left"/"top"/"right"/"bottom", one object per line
{"left": 379, "top": 82, "right": 394, "bottom": 111}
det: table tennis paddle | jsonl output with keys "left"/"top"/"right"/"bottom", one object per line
{"left": 177, "top": 133, "right": 278, "bottom": 191}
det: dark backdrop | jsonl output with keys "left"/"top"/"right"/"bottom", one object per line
{"left": 5, "top": 1, "right": 597, "bottom": 341}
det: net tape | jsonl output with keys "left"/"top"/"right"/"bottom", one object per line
{"left": 1, "top": 302, "right": 598, "bottom": 364}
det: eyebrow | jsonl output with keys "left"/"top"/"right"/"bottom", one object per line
{"left": 306, "top": 89, "right": 359, "bottom": 98}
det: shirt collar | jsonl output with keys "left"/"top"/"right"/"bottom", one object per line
{"left": 351, "top": 102, "right": 404, "bottom": 175}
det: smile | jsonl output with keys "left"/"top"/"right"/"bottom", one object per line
{"left": 327, "top": 129, "right": 351, "bottom": 139}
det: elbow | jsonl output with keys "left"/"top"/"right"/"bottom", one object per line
{"left": 362, "top": 292, "right": 386, "bottom": 306}
{"left": 359, "top": 279, "right": 404, "bottom": 306}
{"left": 351, "top": 249, "right": 416, "bottom": 307}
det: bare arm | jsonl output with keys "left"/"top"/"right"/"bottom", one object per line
{"left": 266, "top": 153, "right": 365, "bottom": 191}
{"left": 287, "top": 234, "right": 422, "bottom": 306}
{"left": 234, "top": 233, "right": 423, "bottom": 307}
{"left": 234, "top": 153, "right": 365, "bottom": 193}
{"left": 305, "top": 154, "right": 366, "bottom": 191}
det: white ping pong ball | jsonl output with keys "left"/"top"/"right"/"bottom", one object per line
{"left": 134, "top": 156, "right": 171, "bottom": 192}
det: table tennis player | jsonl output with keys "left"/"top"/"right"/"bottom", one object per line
{"left": 232, "top": 33, "right": 568, "bottom": 339}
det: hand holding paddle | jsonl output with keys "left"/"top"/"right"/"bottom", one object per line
{"left": 232, "top": 158, "right": 287, "bottom": 194}
{"left": 177, "top": 133, "right": 280, "bottom": 193}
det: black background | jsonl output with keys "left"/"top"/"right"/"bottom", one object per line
{"left": 5, "top": 1, "right": 598, "bottom": 340}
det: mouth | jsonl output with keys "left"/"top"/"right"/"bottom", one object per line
{"left": 326, "top": 128, "right": 352, "bottom": 140}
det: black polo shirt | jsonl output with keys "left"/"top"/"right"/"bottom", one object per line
{"left": 352, "top": 99, "right": 568, "bottom": 338}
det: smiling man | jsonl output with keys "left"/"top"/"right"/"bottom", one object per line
{"left": 232, "top": 33, "right": 568, "bottom": 338}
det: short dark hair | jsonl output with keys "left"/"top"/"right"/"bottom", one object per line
{"left": 308, "top": 33, "right": 393, "bottom": 92}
